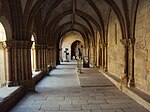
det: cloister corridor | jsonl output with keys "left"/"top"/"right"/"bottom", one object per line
{"left": 1, "top": 0, "right": 150, "bottom": 111}
{"left": 9, "top": 61, "right": 149, "bottom": 112}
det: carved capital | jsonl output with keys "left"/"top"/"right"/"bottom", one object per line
{"left": 35, "top": 44, "right": 49, "bottom": 49}
{"left": 128, "top": 38, "right": 135, "bottom": 45}
{"left": 100, "top": 44, "right": 104, "bottom": 48}
{"left": 103, "top": 43, "right": 108, "bottom": 47}
{"left": 48, "top": 46, "right": 55, "bottom": 50}
{"left": 100, "top": 43, "right": 107, "bottom": 48}
{"left": 120, "top": 39, "right": 135, "bottom": 47}
{"left": 3, "top": 41, "right": 33, "bottom": 49}
{"left": 120, "top": 39, "right": 128, "bottom": 46}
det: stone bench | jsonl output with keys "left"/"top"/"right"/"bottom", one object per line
{"left": 0, "top": 86, "right": 25, "bottom": 112}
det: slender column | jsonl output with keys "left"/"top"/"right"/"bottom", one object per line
{"left": 103, "top": 43, "right": 108, "bottom": 72}
{"left": 89, "top": 45, "right": 94, "bottom": 67}
{"left": 127, "top": 39, "right": 135, "bottom": 87}
{"left": 3, "top": 42, "right": 13, "bottom": 86}
{"left": 120, "top": 39, "right": 135, "bottom": 87}
{"left": 53, "top": 47, "right": 57, "bottom": 68}
{"left": 35, "top": 44, "right": 49, "bottom": 71}
{"left": 120, "top": 39, "right": 128, "bottom": 86}
{"left": 100, "top": 44, "right": 104, "bottom": 69}
{"left": 92, "top": 45, "right": 96, "bottom": 67}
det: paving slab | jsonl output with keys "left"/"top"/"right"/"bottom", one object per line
{"left": 9, "top": 62, "right": 149, "bottom": 112}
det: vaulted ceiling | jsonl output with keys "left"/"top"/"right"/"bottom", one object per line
{"left": 1, "top": 0, "right": 139, "bottom": 45}
{"left": 29, "top": 0, "right": 110, "bottom": 44}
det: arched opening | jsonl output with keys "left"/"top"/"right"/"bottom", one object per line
{"left": 71, "top": 40, "right": 83, "bottom": 60}
{"left": 0, "top": 22, "right": 6, "bottom": 41}
{"left": 31, "top": 35, "right": 36, "bottom": 71}
{"left": 0, "top": 22, "right": 6, "bottom": 87}
{"left": 60, "top": 32, "right": 84, "bottom": 62}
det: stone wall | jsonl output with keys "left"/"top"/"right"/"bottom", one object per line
{"left": 107, "top": 12, "right": 125, "bottom": 79}
{"left": 61, "top": 33, "right": 84, "bottom": 61}
{"left": 134, "top": 0, "right": 150, "bottom": 95}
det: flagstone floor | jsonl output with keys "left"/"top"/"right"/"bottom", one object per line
{"left": 10, "top": 61, "right": 149, "bottom": 112}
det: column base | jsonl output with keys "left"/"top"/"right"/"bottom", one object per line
{"left": 6, "top": 81, "right": 13, "bottom": 87}
{"left": 120, "top": 74, "right": 128, "bottom": 86}
{"left": 21, "top": 80, "right": 35, "bottom": 91}
{"left": 104, "top": 67, "right": 108, "bottom": 72}
{"left": 127, "top": 78, "right": 135, "bottom": 87}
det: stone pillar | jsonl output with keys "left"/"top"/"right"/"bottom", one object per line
{"left": 127, "top": 39, "right": 135, "bottom": 87}
{"left": 120, "top": 39, "right": 135, "bottom": 87}
{"left": 56, "top": 48, "right": 60, "bottom": 65}
{"left": 49, "top": 46, "right": 56, "bottom": 68}
{"left": 59, "top": 48, "right": 62, "bottom": 62}
{"left": 100, "top": 44, "right": 104, "bottom": 69}
{"left": 103, "top": 43, "right": 108, "bottom": 72}
{"left": 120, "top": 39, "right": 128, "bottom": 86}
{"left": 3, "top": 42, "right": 13, "bottom": 86}
{"left": 89, "top": 45, "right": 95, "bottom": 67}
{"left": 35, "top": 44, "right": 49, "bottom": 72}
{"left": 3, "top": 41, "right": 34, "bottom": 90}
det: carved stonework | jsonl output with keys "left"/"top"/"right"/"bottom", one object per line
{"left": 103, "top": 43, "right": 108, "bottom": 47}
{"left": 99, "top": 43, "right": 107, "bottom": 49}
{"left": 120, "top": 39, "right": 135, "bottom": 47}
{"left": 0, "top": 42, "right": 4, "bottom": 49}
{"left": 100, "top": 44, "right": 104, "bottom": 48}
{"left": 48, "top": 46, "right": 55, "bottom": 50}
{"left": 120, "top": 73, "right": 128, "bottom": 86}
{"left": 120, "top": 39, "right": 128, "bottom": 46}
{"left": 35, "top": 44, "right": 50, "bottom": 49}
{"left": 3, "top": 41, "right": 33, "bottom": 49}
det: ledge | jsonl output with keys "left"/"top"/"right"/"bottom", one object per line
{"left": 0, "top": 86, "right": 25, "bottom": 112}
{"left": 101, "top": 71, "right": 150, "bottom": 111}
{"left": 32, "top": 71, "right": 47, "bottom": 84}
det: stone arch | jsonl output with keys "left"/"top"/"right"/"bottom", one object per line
{"left": 60, "top": 32, "right": 84, "bottom": 62}
{"left": 0, "top": 22, "right": 6, "bottom": 41}
{"left": 0, "top": 16, "right": 10, "bottom": 87}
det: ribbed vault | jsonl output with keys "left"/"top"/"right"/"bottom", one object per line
{"left": 15, "top": 0, "right": 138, "bottom": 46}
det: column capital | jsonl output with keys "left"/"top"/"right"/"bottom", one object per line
{"left": 35, "top": 44, "right": 48, "bottom": 49}
{"left": 103, "top": 43, "right": 108, "bottom": 47}
{"left": 3, "top": 40, "right": 33, "bottom": 49}
{"left": 100, "top": 44, "right": 104, "bottom": 48}
{"left": 120, "top": 39, "right": 135, "bottom": 47}
{"left": 48, "top": 45, "right": 56, "bottom": 50}
{"left": 100, "top": 43, "right": 107, "bottom": 48}
{"left": 120, "top": 39, "right": 128, "bottom": 46}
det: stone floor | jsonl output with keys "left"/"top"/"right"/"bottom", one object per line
{"left": 10, "top": 61, "right": 149, "bottom": 112}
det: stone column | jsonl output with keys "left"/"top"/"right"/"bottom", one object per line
{"left": 120, "top": 39, "right": 128, "bottom": 86}
{"left": 35, "top": 44, "right": 49, "bottom": 72}
{"left": 89, "top": 45, "right": 95, "bottom": 67}
{"left": 56, "top": 48, "right": 60, "bottom": 65}
{"left": 127, "top": 39, "right": 135, "bottom": 87}
{"left": 100, "top": 44, "right": 104, "bottom": 69}
{"left": 3, "top": 42, "right": 13, "bottom": 86}
{"left": 59, "top": 48, "right": 62, "bottom": 62}
{"left": 120, "top": 39, "right": 135, "bottom": 87}
{"left": 103, "top": 43, "right": 108, "bottom": 72}
{"left": 49, "top": 46, "right": 56, "bottom": 68}
{"left": 3, "top": 41, "right": 34, "bottom": 90}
